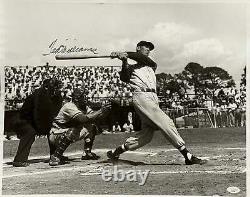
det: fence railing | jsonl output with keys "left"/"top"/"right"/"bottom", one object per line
{"left": 163, "top": 107, "right": 246, "bottom": 128}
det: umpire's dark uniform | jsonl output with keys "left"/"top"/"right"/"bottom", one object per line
{"left": 13, "top": 79, "right": 63, "bottom": 167}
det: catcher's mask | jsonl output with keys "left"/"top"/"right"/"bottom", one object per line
{"left": 72, "top": 88, "right": 87, "bottom": 111}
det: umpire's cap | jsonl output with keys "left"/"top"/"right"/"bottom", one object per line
{"left": 137, "top": 41, "right": 154, "bottom": 51}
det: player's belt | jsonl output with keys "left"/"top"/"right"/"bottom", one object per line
{"left": 143, "top": 88, "right": 156, "bottom": 93}
{"left": 132, "top": 88, "right": 156, "bottom": 93}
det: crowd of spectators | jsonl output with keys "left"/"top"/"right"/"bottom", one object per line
{"left": 5, "top": 64, "right": 132, "bottom": 110}
{"left": 213, "top": 95, "right": 246, "bottom": 128}
{"left": 5, "top": 65, "right": 246, "bottom": 128}
{"left": 159, "top": 88, "right": 246, "bottom": 128}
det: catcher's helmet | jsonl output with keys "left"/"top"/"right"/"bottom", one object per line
{"left": 72, "top": 88, "right": 88, "bottom": 111}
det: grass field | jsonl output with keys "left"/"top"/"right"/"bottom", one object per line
{"left": 2, "top": 127, "right": 246, "bottom": 196}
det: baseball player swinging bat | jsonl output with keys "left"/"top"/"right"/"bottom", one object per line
{"left": 55, "top": 54, "right": 111, "bottom": 60}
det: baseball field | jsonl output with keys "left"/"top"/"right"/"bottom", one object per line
{"left": 2, "top": 127, "right": 246, "bottom": 196}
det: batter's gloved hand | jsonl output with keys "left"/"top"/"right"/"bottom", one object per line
{"left": 117, "top": 52, "right": 128, "bottom": 60}
{"left": 81, "top": 152, "right": 100, "bottom": 160}
{"left": 110, "top": 52, "right": 128, "bottom": 60}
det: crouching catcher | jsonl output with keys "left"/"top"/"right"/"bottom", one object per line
{"left": 49, "top": 88, "right": 111, "bottom": 166}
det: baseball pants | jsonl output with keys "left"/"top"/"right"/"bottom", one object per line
{"left": 13, "top": 122, "right": 36, "bottom": 163}
{"left": 14, "top": 119, "right": 57, "bottom": 162}
{"left": 125, "top": 92, "right": 185, "bottom": 150}
{"left": 49, "top": 126, "right": 89, "bottom": 145}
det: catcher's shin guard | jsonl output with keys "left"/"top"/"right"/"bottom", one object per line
{"left": 83, "top": 125, "right": 97, "bottom": 154}
{"left": 81, "top": 134, "right": 100, "bottom": 160}
{"left": 49, "top": 134, "right": 73, "bottom": 166}
{"left": 54, "top": 134, "right": 73, "bottom": 158}
{"left": 84, "top": 136, "right": 94, "bottom": 154}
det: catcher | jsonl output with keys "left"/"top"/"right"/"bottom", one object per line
{"left": 49, "top": 88, "right": 111, "bottom": 166}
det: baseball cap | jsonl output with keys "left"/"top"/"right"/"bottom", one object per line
{"left": 137, "top": 41, "right": 154, "bottom": 51}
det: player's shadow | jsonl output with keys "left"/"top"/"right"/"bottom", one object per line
{"left": 5, "top": 158, "right": 49, "bottom": 166}
{"left": 5, "top": 157, "right": 75, "bottom": 166}
{"left": 96, "top": 159, "right": 182, "bottom": 166}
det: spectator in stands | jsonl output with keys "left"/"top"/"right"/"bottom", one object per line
{"left": 215, "top": 103, "right": 222, "bottom": 128}
{"left": 5, "top": 88, "right": 15, "bottom": 100}
{"left": 127, "top": 112, "right": 133, "bottom": 124}
{"left": 112, "top": 121, "right": 121, "bottom": 133}
{"left": 220, "top": 100, "right": 228, "bottom": 127}
{"left": 228, "top": 98, "right": 237, "bottom": 127}
{"left": 234, "top": 89, "right": 241, "bottom": 105}
{"left": 123, "top": 120, "right": 134, "bottom": 133}
{"left": 240, "top": 101, "right": 246, "bottom": 127}
{"left": 234, "top": 107, "right": 241, "bottom": 127}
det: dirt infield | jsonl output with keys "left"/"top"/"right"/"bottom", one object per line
{"left": 2, "top": 127, "right": 246, "bottom": 195}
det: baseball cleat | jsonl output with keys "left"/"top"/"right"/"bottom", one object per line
{"left": 13, "top": 161, "right": 30, "bottom": 167}
{"left": 60, "top": 155, "right": 70, "bottom": 161}
{"left": 49, "top": 155, "right": 70, "bottom": 166}
{"left": 107, "top": 150, "right": 119, "bottom": 160}
{"left": 81, "top": 152, "right": 100, "bottom": 160}
{"left": 185, "top": 155, "right": 207, "bottom": 165}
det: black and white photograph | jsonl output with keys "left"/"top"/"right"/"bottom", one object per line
{"left": 1, "top": 0, "right": 248, "bottom": 195}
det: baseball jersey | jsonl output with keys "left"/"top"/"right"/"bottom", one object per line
{"left": 130, "top": 65, "right": 156, "bottom": 92}
{"left": 51, "top": 102, "right": 82, "bottom": 134}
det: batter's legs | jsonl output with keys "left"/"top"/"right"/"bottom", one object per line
{"left": 107, "top": 93, "right": 207, "bottom": 165}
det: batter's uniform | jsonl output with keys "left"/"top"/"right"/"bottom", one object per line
{"left": 109, "top": 44, "right": 206, "bottom": 165}
{"left": 122, "top": 55, "right": 185, "bottom": 151}
{"left": 49, "top": 102, "right": 96, "bottom": 152}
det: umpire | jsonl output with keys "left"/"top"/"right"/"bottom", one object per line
{"left": 13, "top": 78, "right": 63, "bottom": 167}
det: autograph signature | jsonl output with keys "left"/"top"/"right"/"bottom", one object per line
{"left": 43, "top": 39, "right": 98, "bottom": 56}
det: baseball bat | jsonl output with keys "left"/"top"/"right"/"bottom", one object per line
{"left": 55, "top": 54, "right": 111, "bottom": 60}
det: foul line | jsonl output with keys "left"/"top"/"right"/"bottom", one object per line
{"left": 79, "top": 169, "right": 246, "bottom": 176}
{"left": 3, "top": 166, "right": 245, "bottom": 179}
{"left": 150, "top": 170, "right": 246, "bottom": 175}
{"left": 3, "top": 165, "right": 97, "bottom": 179}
